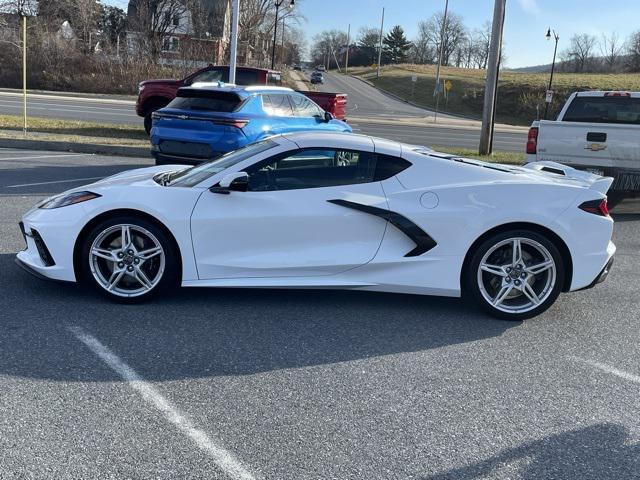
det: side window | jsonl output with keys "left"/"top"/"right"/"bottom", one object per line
{"left": 191, "top": 69, "right": 225, "bottom": 84}
{"left": 289, "top": 94, "right": 323, "bottom": 118}
{"left": 262, "top": 94, "right": 294, "bottom": 117}
{"left": 244, "top": 149, "right": 377, "bottom": 191}
{"left": 374, "top": 154, "right": 412, "bottom": 181}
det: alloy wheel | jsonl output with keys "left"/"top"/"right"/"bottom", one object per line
{"left": 476, "top": 237, "right": 557, "bottom": 314}
{"left": 89, "top": 224, "right": 165, "bottom": 298}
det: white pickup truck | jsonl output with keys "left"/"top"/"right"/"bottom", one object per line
{"left": 525, "top": 91, "right": 640, "bottom": 206}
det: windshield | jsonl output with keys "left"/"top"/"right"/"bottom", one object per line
{"left": 168, "top": 140, "right": 278, "bottom": 187}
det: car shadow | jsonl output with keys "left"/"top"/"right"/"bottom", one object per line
{"left": 1, "top": 253, "right": 517, "bottom": 383}
{"left": 420, "top": 423, "right": 640, "bottom": 480}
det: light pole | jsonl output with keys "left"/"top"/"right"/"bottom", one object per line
{"left": 229, "top": 0, "right": 239, "bottom": 84}
{"left": 544, "top": 28, "right": 559, "bottom": 120}
{"left": 271, "top": 0, "right": 294, "bottom": 69}
{"left": 376, "top": 7, "right": 384, "bottom": 78}
{"left": 433, "top": 0, "right": 449, "bottom": 123}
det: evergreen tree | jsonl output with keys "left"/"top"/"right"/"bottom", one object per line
{"left": 382, "top": 25, "right": 412, "bottom": 64}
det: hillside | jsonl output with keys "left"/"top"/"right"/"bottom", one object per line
{"left": 346, "top": 65, "right": 640, "bottom": 125}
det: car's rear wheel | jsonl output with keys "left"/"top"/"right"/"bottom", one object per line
{"left": 465, "top": 230, "right": 564, "bottom": 320}
{"left": 80, "top": 217, "right": 179, "bottom": 302}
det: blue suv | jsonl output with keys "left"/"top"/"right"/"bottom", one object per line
{"left": 150, "top": 85, "right": 352, "bottom": 165}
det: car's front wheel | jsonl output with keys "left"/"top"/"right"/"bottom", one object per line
{"left": 80, "top": 217, "right": 179, "bottom": 302}
{"left": 465, "top": 230, "right": 565, "bottom": 320}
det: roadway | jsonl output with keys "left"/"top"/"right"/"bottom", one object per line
{"left": 1, "top": 148, "right": 640, "bottom": 479}
{"left": 0, "top": 79, "right": 527, "bottom": 153}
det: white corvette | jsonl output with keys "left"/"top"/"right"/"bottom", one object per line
{"left": 16, "top": 132, "right": 615, "bottom": 320}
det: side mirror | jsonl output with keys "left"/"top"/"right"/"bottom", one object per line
{"left": 324, "top": 111, "right": 334, "bottom": 123}
{"left": 210, "top": 172, "right": 249, "bottom": 194}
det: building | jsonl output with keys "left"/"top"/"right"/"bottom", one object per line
{"left": 126, "top": 0, "right": 231, "bottom": 65}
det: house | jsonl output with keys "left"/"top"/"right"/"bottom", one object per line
{"left": 126, "top": 0, "right": 231, "bottom": 65}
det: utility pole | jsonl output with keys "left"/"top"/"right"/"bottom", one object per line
{"left": 116, "top": 34, "right": 120, "bottom": 58}
{"left": 479, "top": 0, "right": 506, "bottom": 155}
{"left": 281, "top": 16, "right": 285, "bottom": 66}
{"left": 544, "top": 28, "right": 559, "bottom": 119}
{"left": 229, "top": 0, "right": 239, "bottom": 84}
{"left": 433, "top": 0, "right": 449, "bottom": 123}
{"left": 376, "top": 7, "right": 384, "bottom": 78}
{"left": 271, "top": 0, "right": 294, "bottom": 69}
{"left": 345, "top": 23, "right": 350, "bottom": 74}
{"left": 22, "top": 15, "right": 27, "bottom": 134}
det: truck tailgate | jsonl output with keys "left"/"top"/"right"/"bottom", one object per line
{"left": 536, "top": 120, "right": 639, "bottom": 171}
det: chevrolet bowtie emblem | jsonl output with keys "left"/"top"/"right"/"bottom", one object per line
{"left": 585, "top": 143, "right": 607, "bottom": 152}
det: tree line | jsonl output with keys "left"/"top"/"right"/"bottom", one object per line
{"left": 311, "top": 10, "right": 495, "bottom": 69}
{"left": 558, "top": 31, "right": 640, "bottom": 73}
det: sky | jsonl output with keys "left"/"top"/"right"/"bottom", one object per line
{"left": 104, "top": 0, "right": 640, "bottom": 68}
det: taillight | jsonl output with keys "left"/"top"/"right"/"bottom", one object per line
{"left": 211, "top": 118, "right": 249, "bottom": 129}
{"left": 526, "top": 127, "right": 538, "bottom": 154}
{"left": 579, "top": 198, "right": 609, "bottom": 217}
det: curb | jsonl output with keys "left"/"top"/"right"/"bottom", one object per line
{"left": 0, "top": 137, "right": 150, "bottom": 157}
{"left": 348, "top": 115, "right": 528, "bottom": 134}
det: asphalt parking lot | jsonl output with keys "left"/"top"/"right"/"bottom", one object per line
{"left": 1, "top": 148, "right": 640, "bottom": 479}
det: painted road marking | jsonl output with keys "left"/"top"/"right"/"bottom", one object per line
{"left": 68, "top": 326, "right": 257, "bottom": 480}
{"left": 6, "top": 176, "right": 104, "bottom": 188}
{"left": 0, "top": 154, "right": 90, "bottom": 162}
{"left": 571, "top": 356, "right": 640, "bottom": 384}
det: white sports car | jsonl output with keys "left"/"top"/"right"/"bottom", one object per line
{"left": 16, "top": 132, "right": 615, "bottom": 320}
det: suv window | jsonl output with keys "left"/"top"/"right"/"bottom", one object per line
{"left": 244, "top": 149, "right": 377, "bottom": 191}
{"left": 563, "top": 96, "right": 640, "bottom": 124}
{"left": 262, "top": 94, "right": 294, "bottom": 116}
{"left": 168, "top": 90, "right": 242, "bottom": 112}
{"left": 289, "top": 94, "right": 324, "bottom": 118}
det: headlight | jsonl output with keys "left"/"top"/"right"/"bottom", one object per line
{"left": 38, "top": 191, "right": 101, "bottom": 209}
{"left": 138, "top": 83, "right": 145, "bottom": 93}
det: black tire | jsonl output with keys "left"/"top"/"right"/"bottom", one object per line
{"left": 464, "top": 229, "right": 565, "bottom": 321}
{"left": 143, "top": 99, "right": 170, "bottom": 135}
{"left": 79, "top": 216, "right": 179, "bottom": 303}
{"left": 607, "top": 192, "right": 625, "bottom": 209}
{"left": 144, "top": 113, "right": 153, "bottom": 135}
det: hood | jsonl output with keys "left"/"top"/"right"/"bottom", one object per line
{"left": 87, "top": 164, "right": 187, "bottom": 188}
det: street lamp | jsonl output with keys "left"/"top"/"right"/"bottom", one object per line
{"left": 544, "top": 28, "right": 559, "bottom": 120}
{"left": 271, "top": 0, "right": 294, "bottom": 69}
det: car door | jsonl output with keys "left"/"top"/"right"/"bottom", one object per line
{"left": 190, "top": 147, "right": 389, "bottom": 279}
{"left": 289, "top": 93, "right": 345, "bottom": 133}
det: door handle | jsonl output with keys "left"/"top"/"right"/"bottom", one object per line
{"left": 586, "top": 132, "right": 607, "bottom": 142}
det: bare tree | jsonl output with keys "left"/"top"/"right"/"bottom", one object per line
{"left": 410, "top": 20, "right": 436, "bottom": 64}
{"left": 310, "top": 29, "right": 347, "bottom": 68}
{"left": 128, "top": 0, "right": 188, "bottom": 59}
{"left": 626, "top": 30, "right": 640, "bottom": 72}
{"left": 425, "top": 10, "right": 466, "bottom": 66}
{"left": 0, "top": 0, "right": 37, "bottom": 16}
{"left": 357, "top": 26, "right": 379, "bottom": 64}
{"left": 562, "top": 33, "right": 597, "bottom": 72}
{"left": 600, "top": 32, "right": 622, "bottom": 71}
{"left": 470, "top": 20, "right": 491, "bottom": 69}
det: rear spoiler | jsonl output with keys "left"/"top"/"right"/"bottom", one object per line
{"left": 523, "top": 161, "right": 614, "bottom": 195}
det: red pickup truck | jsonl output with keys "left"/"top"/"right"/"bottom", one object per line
{"left": 136, "top": 65, "right": 347, "bottom": 133}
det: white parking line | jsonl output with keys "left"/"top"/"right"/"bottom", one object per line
{"left": 68, "top": 326, "right": 256, "bottom": 480}
{"left": 6, "top": 176, "right": 104, "bottom": 188}
{"left": 0, "top": 153, "right": 90, "bottom": 162}
{"left": 570, "top": 356, "right": 640, "bottom": 384}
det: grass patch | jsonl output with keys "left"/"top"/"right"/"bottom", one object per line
{"left": 0, "top": 114, "right": 146, "bottom": 141}
{"left": 346, "top": 64, "right": 640, "bottom": 126}
{"left": 432, "top": 146, "right": 525, "bottom": 165}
